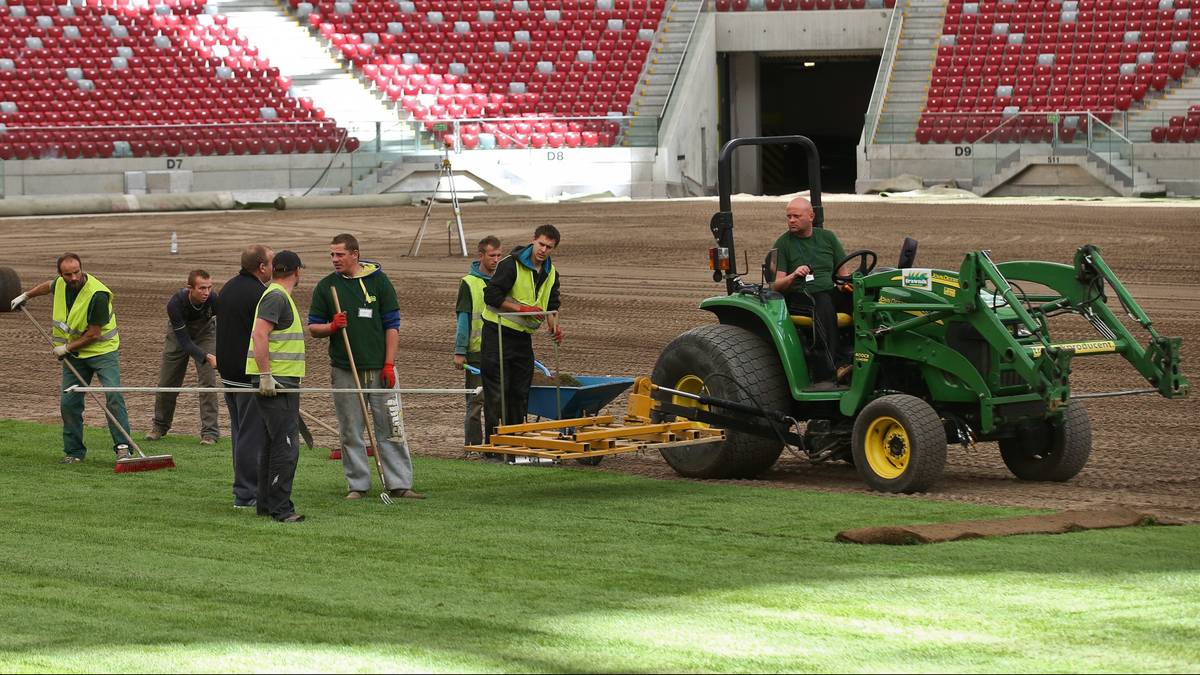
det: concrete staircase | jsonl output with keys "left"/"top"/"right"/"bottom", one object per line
{"left": 207, "top": 0, "right": 396, "bottom": 139}
{"left": 623, "top": 0, "right": 704, "bottom": 147}
{"left": 972, "top": 144, "right": 1169, "bottom": 196}
{"left": 871, "top": 0, "right": 946, "bottom": 144}
{"left": 1121, "top": 68, "right": 1200, "bottom": 142}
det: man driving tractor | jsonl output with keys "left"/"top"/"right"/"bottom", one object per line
{"left": 770, "top": 196, "right": 852, "bottom": 385}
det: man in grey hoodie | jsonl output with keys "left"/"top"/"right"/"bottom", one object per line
{"left": 454, "top": 235, "right": 503, "bottom": 446}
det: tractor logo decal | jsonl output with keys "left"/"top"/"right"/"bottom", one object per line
{"left": 1029, "top": 340, "right": 1118, "bottom": 358}
{"left": 902, "top": 269, "right": 933, "bottom": 290}
{"left": 855, "top": 352, "right": 871, "bottom": 363}
{"left": 932, "top": 272, "right": 960, "bottom": 288}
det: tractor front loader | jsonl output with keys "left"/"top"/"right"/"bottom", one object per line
{"left": 643, "top": 135, "right": 1189, "bottom": 493}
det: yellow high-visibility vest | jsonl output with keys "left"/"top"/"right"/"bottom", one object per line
{"left": 52, "top": 275, "right": 119, "bottom": 359}
{"left": 481, "top": 259, "right": 556, "bottom": 334}
{"left": 462, "top": 274, "right": 486, "bottom": 353}
{"left": 246, "top": 283, "right": 305, "bottom": 377}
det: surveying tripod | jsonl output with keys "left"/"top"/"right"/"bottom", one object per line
{"left": 408, "top": 146, "right": 468, "bottom": 257}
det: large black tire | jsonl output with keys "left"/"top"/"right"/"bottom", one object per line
{"left": 651, "top": 324, "right": 790, "bottom": 478}
{"left": 999, "top": 403, "right": 1092, "bottom": 482}
{"left": 851, "top": 395, "right": 947, "bottom": 493}
{"left": 0, "top": 266, "right": 20, "bottom": 313}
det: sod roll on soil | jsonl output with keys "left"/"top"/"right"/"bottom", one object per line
{"left": 836, "top": 506, "right": 1169, "bottom": 545}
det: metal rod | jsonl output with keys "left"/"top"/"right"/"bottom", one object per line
{"left": 66, "top": 386, "right": 479, "bottom": 395}
{"left": 299, "top": 408, "right": 340, "bottom": 436}
{"left": 333, "top": 287, "right": 393, "bottom": 504}
{"left": 21, "top": 305, "right": 148, "bottom": 458}
{"left": 1071, "top": 388, "right": 1159, "bottom": 399}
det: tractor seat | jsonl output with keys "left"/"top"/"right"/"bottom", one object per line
{"left": 790, "top": 313, "right": 853, "bottom": 328}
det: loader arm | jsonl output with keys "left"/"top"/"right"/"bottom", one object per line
{"left": 988, "top": 246, "right": 1189, "bottom": 399}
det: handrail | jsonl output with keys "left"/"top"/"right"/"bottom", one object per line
{"left": 656, "top": 0, "right": 708, "bottom": 128}
{"left": 861, "top": 0, "right": 907, "bottom": 146}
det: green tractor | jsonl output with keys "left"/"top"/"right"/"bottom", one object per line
{"left": 648, "top": 136, "right": 1190, "bottom": 493}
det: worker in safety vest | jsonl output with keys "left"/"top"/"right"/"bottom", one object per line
{"left": 453, "top": 235, "right": 502, "bottom": 447}
{"left": 480, "top": 224, "right": 562, "bottom": 443}
{"left": 11, "top": 253, "right": 132, "bottom": 464}
{"left": 246, "top": 250, "right": 306, "bottom": 524}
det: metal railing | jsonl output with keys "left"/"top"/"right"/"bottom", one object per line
{"left": 860, "top": 0, "right": 907, "bottom": 146}
{"left": 657, "top": 0, "right": 710, "bottom": 129}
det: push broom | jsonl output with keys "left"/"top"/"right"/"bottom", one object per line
{"left": 20, "top": 306, "right": 175, "bottom": 473}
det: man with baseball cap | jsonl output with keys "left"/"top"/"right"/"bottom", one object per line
{"left": 246, "top": 249, "right": 306, "bottom": 523}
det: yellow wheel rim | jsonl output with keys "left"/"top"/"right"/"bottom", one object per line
{"left": 673, "top": 374, "right": 710, "bottom": 427}
{"left": 864, "top": 415, "right": 910, "bottom": 480}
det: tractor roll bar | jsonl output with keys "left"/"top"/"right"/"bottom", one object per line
{"left": 713, "top": 136, "right": 824, "bottom": 294}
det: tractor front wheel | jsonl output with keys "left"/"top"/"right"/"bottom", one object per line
{"left": 651, "top": 324, "right": 790, "bottom": 479}
{"left": 999, "top": 403, "right": 1092, "bottom": 482}
{"left": 852, "top": 395, "right": 947, "bottom": 493}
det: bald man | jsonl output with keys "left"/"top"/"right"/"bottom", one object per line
{"left": 771, "top": 197, "right": 851, "bottom": 385}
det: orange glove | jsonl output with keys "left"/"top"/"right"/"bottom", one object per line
{"left": 553, "top": 326, "right": 564, "bottom": 344}
{"left": 381, "top": 363, "right": 396, "bottom": 388}
{"left": 330, "top": 311, "right": 348, "bottom": 330}
{"left": 517, "top": 304, "right": 542, "bottom": 314}
{"left": 835, "top": 281, "right": 853, "bottom": 294}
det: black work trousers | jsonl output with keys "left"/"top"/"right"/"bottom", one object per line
{"left": 480, "top": 321, "right": 534, "bottom": 441}
{"left": 787, "top": 289, "right": 845, "bottom": 381}
{"left": 224, "top": 389, "right": 264, "bottom": 504}
{"left": 255, "top": 392, "right": 300, "bottom": 520}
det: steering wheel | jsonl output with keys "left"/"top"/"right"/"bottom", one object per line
{"left": 833, "top": 249, "right": 878, "bottom": 285}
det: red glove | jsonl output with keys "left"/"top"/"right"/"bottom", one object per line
{"left": 330, "top": 312, "right": 348, "bottom": 330}
{"left": 381, "top": 363, "right": 396, "bottom": 388}
{"left": 553, "top": 326, "right": 564, "bottom": 345}
{"left": 517, "top": 304, "right": 542, "bottom": 314}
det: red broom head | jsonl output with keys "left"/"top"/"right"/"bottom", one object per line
{"left": 329, "top": 448, "right": 342, "bottom": 460}
{"left": 113, "top": 455, "right": 176, "bottom": 473}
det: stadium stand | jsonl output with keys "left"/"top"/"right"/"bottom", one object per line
{"left": 0, "top": 0, "right": 354, "bottom": 160}
{"left": 289, "top": 0, "right": 668, "bottom": 148}
{"left": 915, "top": 0, "right": 1200, "bottom": 144}
{"left": 711, "top": 0, "right": 894, "bottom": 10}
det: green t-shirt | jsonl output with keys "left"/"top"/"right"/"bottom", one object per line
{"left": 772, "top": 228, "right": 847, "bottom": 294}
{"left": 63, "top": 282, "right": 111, "bottom": 327}
{"left": 309, "top": 264, "right": 400, "bottom": 370}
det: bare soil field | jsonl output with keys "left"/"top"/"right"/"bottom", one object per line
{"left": 1, "top": 197, "right": 1197, "bottom": 520}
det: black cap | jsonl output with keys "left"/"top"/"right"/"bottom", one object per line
{"left": 273, "top": 250, "right": 305, "bottom": 274}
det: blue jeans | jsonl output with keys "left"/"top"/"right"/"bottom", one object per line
{"left": 60, "top": 351, "right": 131, "bottom": 459}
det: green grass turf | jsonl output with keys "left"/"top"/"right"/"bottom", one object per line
{"left": 0, "top": 419, "right": 1197, "bottom": 673}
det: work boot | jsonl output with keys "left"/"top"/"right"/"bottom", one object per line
{"left": 345, "top": 490, "right": 367, "bottom": 500}
{"left": 144, "top": 429, "right": 164, "bottom": 441}
{"left": 387, "top": 488, "right": 426, "bottom": 500}
{"left": 59, "top": 455, "right": 83, "bottom": 464}
{"left": 836, "top": 363, "right": 854, "bottom": 383}
{"left": 199, "top": 437, "right": 216, "bottom": 446}
{"left": 114, "top": 444, "right": 133, "bottom": 460}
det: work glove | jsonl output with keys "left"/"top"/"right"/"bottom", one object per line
{"left": 381, "top": 362, "right": 397, "bottom": 388}
{"left": 330, "top": 311, "right": 348, "bottom": 330}
{"left": 258, "top": 373, "right": 278, "bottom": 397}
{"left": 516, "top": 304, "right": 542, "bottom": 314}
{"left": 52, "top": 344, "right": 70, "bottom": 359}
{"left": 835, "top": 280, "right": 853, "bottom": 294}
{"left": 10, "top": 292, "right": 28, "bottom": 312}
{"left": 552, "top": 326, "right": 564, "bottom": 345}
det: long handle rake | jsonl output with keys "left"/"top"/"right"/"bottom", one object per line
{"left": 332, "top": 287, "right": 393, "bottom": 505}
{"left": 20, "top": 305, "right": 174, "bottom": 472}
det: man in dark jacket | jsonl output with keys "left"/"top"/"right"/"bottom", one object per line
{"left": 146, "top": 269, "right": 220, "bottom": 444}
{"left": 215, "top": 244, "right": 272, "bottom": 508}
{"left": 480, "top": 224, "right": 562, "bottom": 443}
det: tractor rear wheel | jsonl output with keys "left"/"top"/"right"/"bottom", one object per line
{"left": 0, "top": 266, "right": 20, "bottom": 312}
{"left": 651, "top": 324, "right": 790, "bottom": 479}
{"left": 999, "top": 403, "right": 1092, "bottom": 482}
{"left": 852, "top": 395, "right": 947, "bottom": 493}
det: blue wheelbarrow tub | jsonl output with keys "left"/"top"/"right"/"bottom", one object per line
{"left": 527, "top": 375, "right": 635, "bottom": 420}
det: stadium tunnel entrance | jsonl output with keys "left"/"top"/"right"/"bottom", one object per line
{"left": 740, "top": 55, "right": 879, "bottom": 195}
